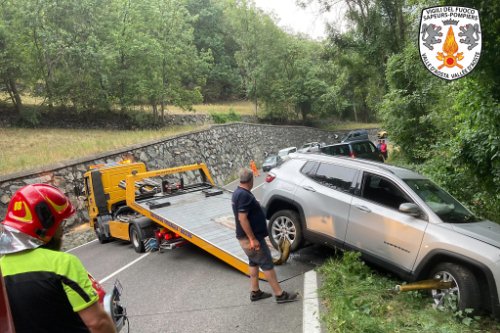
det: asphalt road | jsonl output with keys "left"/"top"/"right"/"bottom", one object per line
{"left": 71, "top": 173, "right": 334, "bottom": 333}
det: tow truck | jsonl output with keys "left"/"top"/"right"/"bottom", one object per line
{"left": 83, "top": 161, "right": 290, "bottom": 280}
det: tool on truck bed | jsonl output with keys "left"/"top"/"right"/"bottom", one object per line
{"left": 83, "top": 161, "right": 290, "bottom": 281}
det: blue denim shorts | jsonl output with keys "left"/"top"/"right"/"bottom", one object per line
{"left": 238, "top": 237, "right": 274, "bottom": 271}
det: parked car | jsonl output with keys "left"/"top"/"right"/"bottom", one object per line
{"left": 298, "top": 142, "right": 321, "bottom": 153}
{"left": 262, "top": 155, "right": 282, "bottom": 172}
{"left": 341, "top": 129, "right": 369, "bottom": 142}
{"left": 261, "top": 153, "right": 500, "bottom": 316}
{"left": 321, "top": 140, "right": 383, "bottom": 162}
{"left": 277, "top": 147, "right": 297, "bottom": 161}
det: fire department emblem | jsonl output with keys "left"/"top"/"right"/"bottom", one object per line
{"left": 419, "top": 6, "right": 481, "bottom": 80}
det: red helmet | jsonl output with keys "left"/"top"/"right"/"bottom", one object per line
{"left": 2, "top": 184, "right": 75, "bottom": 243}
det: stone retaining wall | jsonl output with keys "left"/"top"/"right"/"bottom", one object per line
{"left": 0, "top": 123, "right": 377, "bottom": 229}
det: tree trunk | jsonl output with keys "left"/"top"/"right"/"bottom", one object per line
{"left": 4, "top": 77, "right": 23, "bottom": 115}
{"left": 119, "top": 51, "right": 127, "bottom": 112}
{"left": 119, "top": 0, "right": 131, "bottom": 112}
{"left": 353, "top": 102, "right": 358, "bottom": 122}
{"left": 253, "top": 78, "right": 258, "bottom": 116}
{"left": 32, "top": 26, "right": 54, "bottom": 109}
{"left": 151, "top": 103, "right": 158, "bottom": 123}
{"left": 160, "top": 101, "right": 165, "bottom": 123}
{"left": 300, "top": 102, "right": 311, "bottom": 123}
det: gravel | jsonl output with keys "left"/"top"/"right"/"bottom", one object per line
{"left": 62, "top": 225, "right": 97, "bottom": 252}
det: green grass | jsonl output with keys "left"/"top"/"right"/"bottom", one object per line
{"left": 178, "top": 101, "right": 255, "bottom": 115}
{"left": 322, "top": 122, "right": 381, "bottom": 131}
{"left": 0, "top": 92, "right": 257, "bottom": 116}
{"left": 319, "top": 251, "right": 500, "bottom": 333}
{"left": 0, "top": 101, "right": 252, "bottom": 176}
{"left": 99, "top": 100, "right": 256, "bottom": 116}
{"left": 0, "top": 126, "right": 203, "bottom": 176}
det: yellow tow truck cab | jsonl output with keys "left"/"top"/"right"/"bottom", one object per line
{"left": 84, "top": 162, "right": 146, "bottom": 225}
{"left": 83, "top": 161, "right": 158, "bottom": 247}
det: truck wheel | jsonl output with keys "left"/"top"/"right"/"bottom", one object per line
{"left": 94, "top": 223, "right": 110, "bottom": 244}
{"left": 268, "top": 210, "right": 303, "bottom": 252}
{"left": 429, "top": 262, "right": 480, "bottom": 312}
{"left": 130, "top": 224, "right": 145, "bottom": 253}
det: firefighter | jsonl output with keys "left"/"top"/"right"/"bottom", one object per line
{"left": 0, "top": 184, "right": 116, "bottom": 333}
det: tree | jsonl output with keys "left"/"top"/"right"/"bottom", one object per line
{"left": 378, "top": 0, "right": 499, "bottom": 220}
{"left": 107, "top": 0, "right": 211, "bottom": 119}
{"left": 186, "top": 0, "right": 243, "bottom": 101}
{"left": 0, "top": 1, "right": 28, "bottom": 118}
{"left": 225, "top": 0, "right": 264, "bottom": 115}
{"left": 260, "top": 38, "right": 328, "bottom": 122}
{"left": 302, "top": 0, "right": 408, "bottom": 122}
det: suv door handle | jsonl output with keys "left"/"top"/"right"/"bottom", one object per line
{"left": 354, "top": 205, "right": 371, "bottom": 213}
{"left": 302, "top": 185, "right": 316, "bottom": 192}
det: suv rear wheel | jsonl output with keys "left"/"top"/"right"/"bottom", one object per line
{"left": 429, "top": 262, "right": 480, "bottom": 311}
{"left": 268, "top": 210, "right": 303, "bottom": 252}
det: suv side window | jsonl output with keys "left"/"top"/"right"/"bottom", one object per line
{"left": 361, "top": 173, "right": 412, "bottom": 210}
{"left": 312, "top": 163, "right": 357, "bottom": 193}
{"left": 300, "top": 161, "right": 319, "bottom": 177}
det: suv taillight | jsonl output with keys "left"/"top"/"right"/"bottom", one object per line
{"left": 265, "top": 173, "right": 276, "bottom": 183}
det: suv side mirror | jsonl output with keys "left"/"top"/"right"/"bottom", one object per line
{"left": 399, "top": 203, "right": 422, "bottom": 217}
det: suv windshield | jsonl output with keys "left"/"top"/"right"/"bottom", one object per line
{"left": 404, "top": 179, "right": 479, "bottom": 223}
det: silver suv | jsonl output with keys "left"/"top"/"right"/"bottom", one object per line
{"left": 261, "top": 153, "right": 500, "bottom": 316}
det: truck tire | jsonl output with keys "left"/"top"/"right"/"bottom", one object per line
{"left": 130, "top": 224, "right": 145, "bottom": 253}
{"left": 268, "top": 210, "right": 303, "bottom": 252}
{"left": 94, "top": 220, "right": 110, "bottom": 244}
{"left": 429, "top": 262, "right": 481, "bottom": 312}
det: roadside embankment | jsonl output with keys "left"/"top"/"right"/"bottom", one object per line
{"left": 0, "top": 123, "right": 377, "bottom": 235}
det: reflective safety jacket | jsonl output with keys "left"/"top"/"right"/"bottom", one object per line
{"left": 0, "top": 247, "right": 99, "bottom": 333}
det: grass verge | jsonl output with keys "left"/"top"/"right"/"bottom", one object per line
{"left": 319, "top": 251, "right": 500, "bottom": 333}
{"left": 0, "top": 126, "right": 203, "bottom": 176}
{"left": 0, "top": 93, "right": 257, "bottom": 116}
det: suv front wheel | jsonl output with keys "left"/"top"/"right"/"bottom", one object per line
{"left": 268, "top": 210, "right": 303, "bottom": 252}
{"left": 429, "top": 262, "right": 481, "bottom": 312}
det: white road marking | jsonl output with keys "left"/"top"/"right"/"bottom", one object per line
{"left": 252, "top": 182, "right": 265, "bottom": 191}
{"left": 100, "top": 252, "right": 150, "bottom": 283}
{"left": 224, "top": 178, "right": 240, "bottom": 188}
{"left": 66, "top": 239, "right": 97, "bottom": 253}
{"left": 303, "top": 270, "right": 321, "bottom": 333}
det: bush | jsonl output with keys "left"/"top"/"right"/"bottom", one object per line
{"left": 210, "top": 108, "right": 241, "bottom": 124}
{"left": 318, "top": 251, "right": 497, "bottom": 332}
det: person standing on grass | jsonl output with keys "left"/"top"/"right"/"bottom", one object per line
{"left": 0, "top": 184, "right": 116, "bottom": 333}
{"left": 232, "top": 168, "right": 298, "bottom": 303}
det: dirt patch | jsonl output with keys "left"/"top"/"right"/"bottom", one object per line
{"left": 62, "top": 224, "right": 96, "bottom": 251}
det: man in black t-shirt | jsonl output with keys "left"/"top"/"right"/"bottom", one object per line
{"left": 232, "top": 168, "right": 298, "bottom": 303}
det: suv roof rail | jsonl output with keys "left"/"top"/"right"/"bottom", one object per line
{"left": 294, "top": 152, "right": 410, "bottom": 176}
